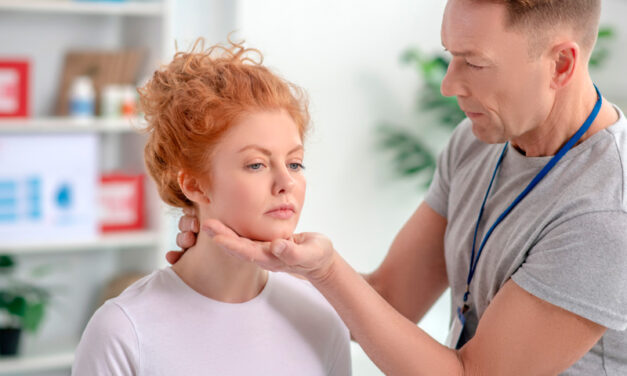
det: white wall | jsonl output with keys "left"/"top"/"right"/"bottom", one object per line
{"left": 233, "top": 1, "right": 450, "bottom": 374}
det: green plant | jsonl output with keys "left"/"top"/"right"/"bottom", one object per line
{"left": 0, "top": 255, "right": 49, "bottom": 333}
{"left": 378, "top": 26, "right": 616, "bottom": 189}
{"left": 589, "top": 26, "right": 615, "bottom": 68}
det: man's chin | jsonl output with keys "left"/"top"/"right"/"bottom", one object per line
{"left": 471, "top": 121, "right": 506, "bottom": 145}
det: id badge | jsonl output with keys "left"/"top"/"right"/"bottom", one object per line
{"left": 445, "top": 306, "right": 466, "bottom": 349}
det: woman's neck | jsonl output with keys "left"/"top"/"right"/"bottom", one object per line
{"left": 171, "top": 230, "right": 268, "bottom": 303}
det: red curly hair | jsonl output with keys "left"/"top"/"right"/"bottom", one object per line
{"left": 139, "top": 38, "right": 310, "bottom": 208}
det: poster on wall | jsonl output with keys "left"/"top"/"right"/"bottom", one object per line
{"left": 0, "top": 60, "right": 29, "bottom": 118}
{"left": 0, "top": 134, "right": 98, "bottom": 245}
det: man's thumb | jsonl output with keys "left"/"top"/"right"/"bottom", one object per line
{"left": 271, "top": 239, "right": 296, "bottom": 264}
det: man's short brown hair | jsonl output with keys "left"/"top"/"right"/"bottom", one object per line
{"left": 478, "top": 0, "right": 602, "bottom": 56}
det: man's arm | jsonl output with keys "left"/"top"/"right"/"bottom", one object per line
{"left": 313, "top": 253, "right": 605, "bottom": 375}
{"left": 204, "top": 215, "right": 606, "bottom": 375}
{"left": 364, "top": 201, "right": 449, "bottom": 324}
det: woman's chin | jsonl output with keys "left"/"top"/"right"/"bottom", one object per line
{"left": 236, "top": 226, "right": 295, "bottom": 242}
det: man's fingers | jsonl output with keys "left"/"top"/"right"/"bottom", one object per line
{"left": 166, "top": 250, "right": 183, "bottom": 265}
{"left": 213, "top": 235, "right": 277, "bottom": 264}
{"left": 292, "top": 233, "right": 307, "bottom": 244}
{"left": 270, "top": 239, "right": 317, "bottom": 270}
{"left": 182, "top": 206, "right": 196, "bottom": 216}
{"left": 178, "top": 215, "right": 199, "bottom": 232}
{"left": 176, "top": 231, "right": 196, "bottom": 249}
{"left": 202, "top": 218, "right": 240, "bottom": 238}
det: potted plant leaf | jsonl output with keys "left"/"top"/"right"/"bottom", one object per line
{"left": 0, "top": 254, "right": 49, "bottom": 356}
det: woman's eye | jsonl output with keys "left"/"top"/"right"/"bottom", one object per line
{"left": 247, "top": 163, "right": 264, "bottom": 170}
{"left": 289, "top": 162, "right": 305, "bottom": 171}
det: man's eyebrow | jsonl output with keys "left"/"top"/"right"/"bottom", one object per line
{"left": 442, "top": 45, "right": 491, "bottom": 60}
{"left": 238, "top": 145, "right": 304, "bottom": 155}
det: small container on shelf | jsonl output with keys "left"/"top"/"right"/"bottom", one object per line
{"left": 120, "top": 85, "right": 138, "bottom": 118}
{"left": 69, "top": 76, "right": 95, "bottom": 122}
{"left": 100, "top": 84, "right": 123, "bottom": 119}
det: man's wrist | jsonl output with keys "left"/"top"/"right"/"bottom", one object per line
{"left": 308, "top": 250, "right": 341, "bottom": 287}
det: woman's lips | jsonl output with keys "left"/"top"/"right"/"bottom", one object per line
{"left": 265, "top": 206, "right": 295, "bottom": 219}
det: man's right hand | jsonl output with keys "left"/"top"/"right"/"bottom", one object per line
{"left": 166, "top": 207, "right": 199, "bottom": 264}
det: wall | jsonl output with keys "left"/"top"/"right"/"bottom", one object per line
{"left": 232, "top": 1, "right": 450, "bottom": 374}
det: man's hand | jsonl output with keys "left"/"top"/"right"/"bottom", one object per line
{"left": 166, "top": 207, "right": 199, "bottom": 264}
{"left": 204, "top": 219, "right": 338, "bottom": 282}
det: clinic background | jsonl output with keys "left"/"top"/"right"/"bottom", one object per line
{"left": 0, "top": 1, "right": 626, "bottom": 375}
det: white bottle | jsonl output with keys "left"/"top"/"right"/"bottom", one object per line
{"left": 69, "top": 76, "right": 95, "bottom": 122}
{"left": 101, "top": 84, "right": 123, "bottom": 119}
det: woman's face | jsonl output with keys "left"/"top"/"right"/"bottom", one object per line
{"left": 199, "top": 109, "right": 306, "bottom": 241}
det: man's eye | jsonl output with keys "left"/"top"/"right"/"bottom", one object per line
{"left": 466, "top": 61, "right": 483, "bottom": 70}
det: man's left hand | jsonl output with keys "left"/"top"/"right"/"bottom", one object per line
{"left": 204, "top": 219, "right": 338, "bottom": 282}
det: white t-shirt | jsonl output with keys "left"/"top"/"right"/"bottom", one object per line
{"left": 72, "top": 268, "right": 351, "bottom": 376}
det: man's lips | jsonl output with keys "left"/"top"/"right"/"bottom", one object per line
{"left": 464, "top": 111, "right": 483, "bottom": 119}
{"left": 265, "top": 204, "right": 296, "bottom": 219}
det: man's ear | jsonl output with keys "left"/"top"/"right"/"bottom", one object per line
{"left": 550, "top": 41, "right": 579, "bottom": 90}
{"left": 177, "top": 170, "right": 210, "bottom": 205}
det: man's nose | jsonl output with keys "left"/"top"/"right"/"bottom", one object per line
{"left": 441, "top": 60, "right": 468, "bottom": 98}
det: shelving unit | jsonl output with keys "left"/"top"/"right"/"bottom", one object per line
{"left": 0, "top": 230, "right": 160, "bottom": 254}
{"left": 0, "top": 1, "right": 173, "bottom": 374}
{"left": 0, "top": 117, "right": 146, "bottom": 133}
{"left": 0, "top": 350, "right": 74, "bottom": 375}
{"left": 0, "top": 0, "right": 163, "bottom": 16}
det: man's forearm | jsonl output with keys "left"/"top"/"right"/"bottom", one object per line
{"left": 312, "top": 254, "right": 463, "bottom": 376}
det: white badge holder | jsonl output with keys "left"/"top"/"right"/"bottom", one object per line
{"left": 445, "top": 306, "right": 466, "bottom": 349}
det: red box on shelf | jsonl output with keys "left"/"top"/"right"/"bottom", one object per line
{"left": 99, "top": 174, "right": 145, "bottom": 232}
{"left": 0, "top": 60, "right": 29, "bottom": 118}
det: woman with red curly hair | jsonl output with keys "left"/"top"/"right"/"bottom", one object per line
{"left": 72, "top": 40, "right": 351, "bottom": 376}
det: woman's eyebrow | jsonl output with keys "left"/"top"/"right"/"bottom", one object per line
{"left": 238, "top": 145, "right": 271, "bottom": 155}
{"left": 238, "top": 144, "right": 304, "bottom": 155}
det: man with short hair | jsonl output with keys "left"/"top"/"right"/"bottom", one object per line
{"left": 174, "top": 0, "right": 627, "bottom": 374}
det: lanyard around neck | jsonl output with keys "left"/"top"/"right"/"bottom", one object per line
{"left": 463, "top": 85, "right": 603, "bottom": 308}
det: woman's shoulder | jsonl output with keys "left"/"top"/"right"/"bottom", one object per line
{"left": 92, "top": 267, "right": 187, "bottom": 330}
{"left": 73, "top": 300, "right": 139, "bottom": 375}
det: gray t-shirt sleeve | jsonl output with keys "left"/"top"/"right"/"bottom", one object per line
{"left": 512, "top": 210, "right": 627, "bottom": 331}
{"left": 425, "top": 120, "right": 473, "bottom": 218}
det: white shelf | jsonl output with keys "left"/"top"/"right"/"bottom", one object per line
{"left": 0, "top": 230, "right": 160, "bottom": 254}
{"left": 0, "top": 0, "right": 163, "bottom": 17}
{"left": 0, "top": 117, "right": 146, "bottom": 134}
{"left": 0, "top": 350, "right": 73, "bottom": 374}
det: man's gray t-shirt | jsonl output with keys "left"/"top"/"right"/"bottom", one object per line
{"left": 425, "top": 106, "right": 627, "bottom": 375}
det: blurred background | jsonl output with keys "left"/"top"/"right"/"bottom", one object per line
{"left": 0, "top": 0, "right": 624, "bottom": 375}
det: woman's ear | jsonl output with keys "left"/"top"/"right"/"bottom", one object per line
{"left": 177, "top": 170, "right": 210, "bottom": 205}
{"left": 549, "top": 41, "right": 579, "bottom": 90}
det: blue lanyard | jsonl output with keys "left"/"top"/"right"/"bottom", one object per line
{"left": 462, "top": 85, "right": 603, "bottom": 309}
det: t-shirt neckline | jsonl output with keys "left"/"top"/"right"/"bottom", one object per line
{"left": 163, "top": 266, "right": 274, "bottom": 309}
{"left": 504, "top": 104, "right": 626, "bottom": 169}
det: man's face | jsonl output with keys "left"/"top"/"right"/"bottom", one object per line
{"left": 440, "top": 0, "right": 555, "bottom": 144}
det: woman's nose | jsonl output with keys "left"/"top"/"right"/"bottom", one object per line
{"left": 272, "top": 166, "right": 295, "bottom": 195}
